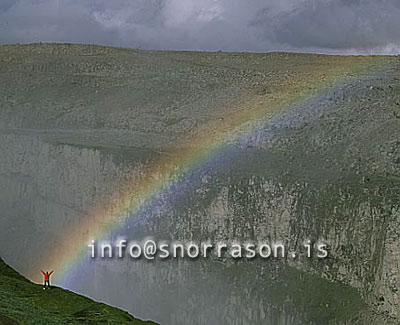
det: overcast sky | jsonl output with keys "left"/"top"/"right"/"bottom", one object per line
{"left": 1, "top": 0, "right": 400, "bottom": 54}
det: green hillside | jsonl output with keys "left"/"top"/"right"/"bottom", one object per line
{"left": 0, "top": 258, "right": 155, "bottom": 324}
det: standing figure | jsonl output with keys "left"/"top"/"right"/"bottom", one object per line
{"left": 41, "top": 270, "right": 54, "bottom": 289}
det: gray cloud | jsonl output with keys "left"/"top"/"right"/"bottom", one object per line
{"left": 271, "top": 0, "right": 400, "bottom": 52}
{"left": 0, "top": 0, "right": 399, "bottom": 54}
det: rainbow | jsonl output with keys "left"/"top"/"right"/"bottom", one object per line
{"left": 27, "top": 55, "right": 386, "bottom": 283}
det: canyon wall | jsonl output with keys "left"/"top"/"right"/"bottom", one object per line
{"left": 0, "top": 130, "right": 398, "bottom": 323}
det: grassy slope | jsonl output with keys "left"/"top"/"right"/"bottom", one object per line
{"left": 0, "top": 258, "right": 155, "bottom": 324}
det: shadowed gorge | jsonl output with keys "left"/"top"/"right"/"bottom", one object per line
{"left": 1, "top": 43, "right": 400, "bottom": 324}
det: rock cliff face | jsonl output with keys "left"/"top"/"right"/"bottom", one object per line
{"left": 1, "top": 44, "right": 400, "bottom": 324}
{"left": 1, "top": 130, "right": 397, "bottom": 324}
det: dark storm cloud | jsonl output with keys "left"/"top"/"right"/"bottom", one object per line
{"left": 0, "top": 0, "right": 15, "bottom": 12}
{"left": 0, "top": 0, "right": 399, "bottom": 53}
{"left": 271, "top": 0, "right": 400, "bottom": 52}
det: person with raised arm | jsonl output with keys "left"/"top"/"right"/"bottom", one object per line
{"left": 40, "top": 270, "right": 54, "bottom": 289}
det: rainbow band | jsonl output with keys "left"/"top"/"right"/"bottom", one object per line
{"left": 28, "top": 55, "right": 386, "bottom": 283}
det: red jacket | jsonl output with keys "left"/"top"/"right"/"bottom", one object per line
{"left": 41, "top": 270, "right": 54, "bottom": 281}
